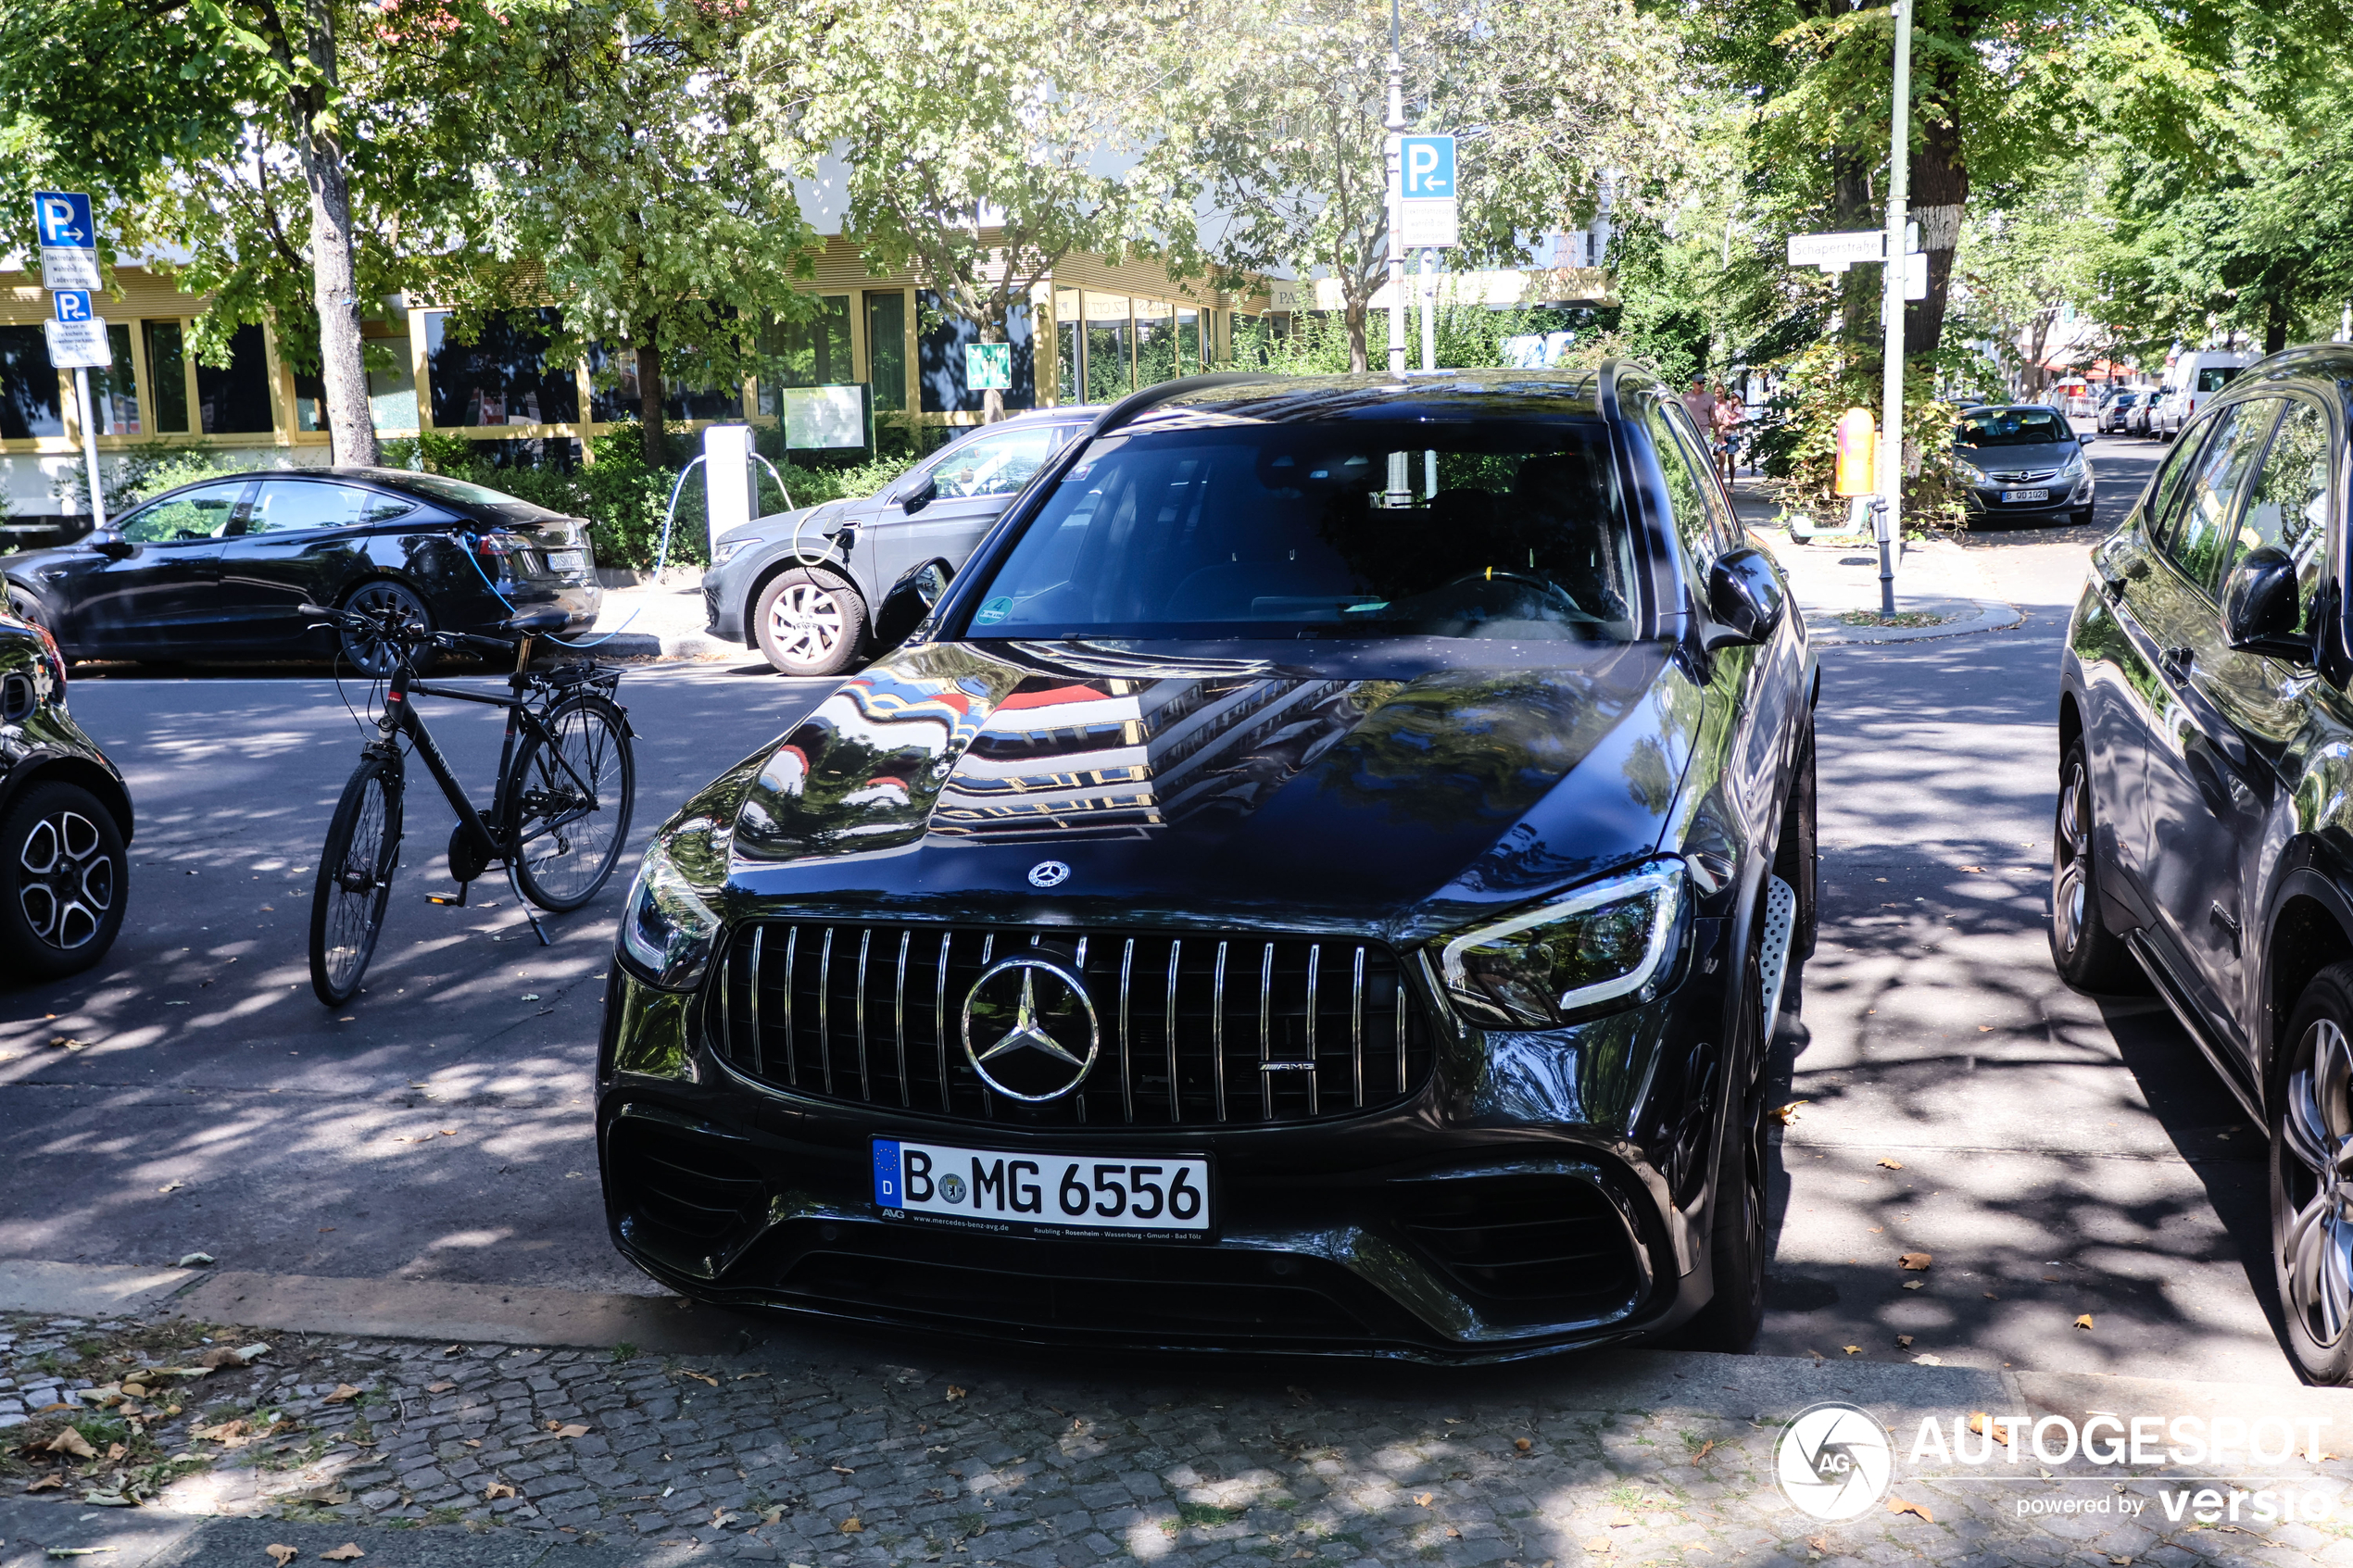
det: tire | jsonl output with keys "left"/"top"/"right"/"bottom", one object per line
{"left": 5, "top": 583, "right": 50, "bottom": 631}
{"left": 0, "top": 781, "right": 127, "bottom": 982}
{"left": 1680, "top": 931, "right": 1770, "bottom": 1352}
{"left": 310, "top": 754, "right": 403, "bottom": 1007}
{"left": 2049, "top": 736, "right": 2141, "bottom": 991}
{"left": 339, "top": 580, "right": 434, "bottom": 679}
{"left": 2271, "top": 962, "right": 2353, "bottom": 1385}
{"left": 2071, "top": 508, "right": 2095, "bottom": 527}
{"left": 753, "top": 568, "right": 867, "bottom": 677}
{"left": 510, "top": 695, "right": 635, "bottom": 911}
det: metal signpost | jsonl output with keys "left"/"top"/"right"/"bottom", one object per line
{"left": 33, "top": 197, "right": 110, "bottom": 531}
{"left": 1876, "top": 0, "right": 1913, "bottom": 616}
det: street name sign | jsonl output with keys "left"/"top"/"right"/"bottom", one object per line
{"left": 1787, "top": 231, "right": 1886, "bottom": 270}
{"left": 44, "top": 318, "right": 110, "bottom": 369}
{"left": 33, "top": 191, "right": 100, "bottom": 291}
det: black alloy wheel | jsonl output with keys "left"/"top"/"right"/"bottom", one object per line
{"left": 0, "top": 781, "right": 127, "bottom": 981}
{"left": 2273, "top": 962, "right": 2353, "bottom": 1385}
{"left": 339, "top": 580, "right": 434, "bottom": 679}
{"left": 754, "top": 568, "right": 867, "bottom": 677}
{"left": 2049, "top": 736, "right": 2139, "bottom": 991}
{"left": 310, "top": 755, "right": 402, "bottom": 1006}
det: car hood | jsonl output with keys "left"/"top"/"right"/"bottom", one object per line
{"left": 1955, "top": 441, "right": 2078, "bottom": 471}
{"left": 724, "top": 495, "right": 873, "bottom": 551}
{"left": 712, "top": 637, "right": 1704, "bottom": 943}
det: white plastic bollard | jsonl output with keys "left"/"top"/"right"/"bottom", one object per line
{"left": 703, "top": 423, "right": 756, "bottom": 558}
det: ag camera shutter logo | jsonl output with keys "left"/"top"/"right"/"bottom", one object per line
{"left": 1774, "top": 1401, "right": 1894, "bottom": 1521}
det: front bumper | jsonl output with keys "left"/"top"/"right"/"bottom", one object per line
{"left": 593, "top": 921, "right": 1739, "bottom": 1362}
{"left": 1962, "top": 477, "right": 2093, "bottom": 521}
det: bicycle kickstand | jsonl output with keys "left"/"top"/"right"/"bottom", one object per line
{"left": 505, "top": 859, "right": 550, "bottom": 947}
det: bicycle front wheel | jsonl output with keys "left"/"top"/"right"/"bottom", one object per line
{"left": 310, "top": 754, "right": 403, "bottom": 1007}
{"left": 510, "top": 695, "right": 635, "bottom": 912}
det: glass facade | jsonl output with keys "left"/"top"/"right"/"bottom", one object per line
{"left": 91, "top": 325, "right": 139, "bottom": 434}
{"left": 1085, "top": 294, "right": 1132, "bottom": 403}
{"left": 758, "top": 295, "right": 852, "bottom": 408}
{"left": 917, "top": 290, "right": 1034, "bottom": 414}
{"left": 197, "top": 324, "right": 274, "bottom": 435}
{"left": 0, "top": 325, "right": 63, "bottom": 439}
{"left": 866, "top": 291, "right": 907, "bottom": 415}
{"left": 366, "top": 336, "right": 418, "bottom": 432}
{"left": 1135, "top": 297, "right": 1179, "bottom": 386}
{"left": 426, "top": 308, "right": 579, "bottom": 428}
{"left": 144, "top": 321, "right": 189, "bottom": 433}
{"left": 1055, "top": 288, "right": 1080, "bottom": 403}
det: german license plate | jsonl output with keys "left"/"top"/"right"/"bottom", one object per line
{"left": 545, "top": 548, "right": 586, "bottom": 572}
{"left": 873, "top": 1137, "right": 1212, "bottom": 1240}
{"left": 2000, "top": 489, "right": 2049, "bottom": 503}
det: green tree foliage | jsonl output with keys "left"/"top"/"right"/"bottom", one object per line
{"left": 1184, "top": 0, "right": 1683, "bottom": 372}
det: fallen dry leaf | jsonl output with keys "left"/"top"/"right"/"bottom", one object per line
{"left": 1960, "top": 865, "right": 1984, "bottom": 873}
{"left": 1899, "top": 1252, "right": 1932, "bottom": 1271}
{"left": 105, "top": 1441, "right": 127, "bottom": 1461}
{"left": 1843, "top": 1345, "right": 1861, "bottom": 1355}
{"left": 198, "top": 1347, "right": 247, "bottom": 1370}
{"left": 1877, "top": 1157, "right": 1905, "bottom": 1170}
{"left": 25, "top": 1474, "right": 63, "bottom": 1491}
{"left": 830, "top": 1464, "right": 856, "bottom": 1476}
{"left": 1808, "top": 1537, "right": 1831, "bottom": 1554}
{"left": 1914, "top": 1354, "right": 1945, "bottom": 1366}
{"left": 2075, "top": 1314, "right": 2095, "bottom": 1331}
{"left": 760, "top": 1506, "right": 786, "bottom": 1525}
{"left": 680, "top": 1370, "right": 719, "bottom": 1386}
{"left": 1609, "top": 1510, "right": 1638, "bottom": 1527}
{"left": 194, "top": 1419, "right": 250, "bottom": 1446}
{"left": 1581, "top": 1538, "right": 1614, "bottom": 1555}
{"left": 840, "top": 1516, "right": 863, "bottom": 1534}
{"left": 322, "top": 1384, "right": 361, "bottom": 1404}
{"left": 1887, "top": 1497, "right": 1934, "bottom": 1523}
{"left": 1447, "top": 1526, "right": 1462, "bottom": 1538}
{"left": 484, "top": 1482, "right": 516, "bottom": 1500}
{"left": 157, "top": 1181, "right": 183, "bottom": 1194}
{"left": 321, "top": 1549, "right": 365, "bottom": 1563}
{"left": 945, "top": 1385, "right": 967, "bottom": 1400}
{"left": 1769, "top": 1100, "right": 1807, "bottom": 1125}
{"left": 1902, "top": 1280, "right": 1925, "bottom": 1290}
{"left": 1415, "top": 1492, "right": 1433, "bottom": 1507}
{"left": 1804, "top": 1347, "right": 1826, "bottom": 1360}
{"left": 1969, "top": 1413, "right": 2010, "bottom": 1447}
{"left": 425, "top": 1382, "right": 453, "bottom": 1394}
{"left": 1984, "top": 1291, "right": 2001, "bottom": 1300}
{"left": 1692, "top": 1439, "right": 1715, "bottom": 1461}
{"left": 1513, "top": 1436, "right": 1532, "bottom": 1452}
{"left": 552, "top": 1424, "right": 590, "bottom": 1439}
{"left": 267, "top": 1549, "right": 298, "bottom": 1567}
{"left": 44, "top": 1427, "right": 96, "bottom": 1458}
{"left": 1896, "top": 1335, "right": 1915, "bottom": 1348}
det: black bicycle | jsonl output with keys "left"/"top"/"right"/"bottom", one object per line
{"left": 301, "top": 599, "right": 635, "bottom": 1007}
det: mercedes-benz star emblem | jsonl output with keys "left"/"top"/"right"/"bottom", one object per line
{"left": 1027, "top": 859, "right": 1071, "bottom": 889}
{"left": 961, "top": 955, "right": 1099, "bottom": 1102}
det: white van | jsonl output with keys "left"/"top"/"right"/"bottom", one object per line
{"left": 2151, "top": 350, "right": 2254, "bottom": 439}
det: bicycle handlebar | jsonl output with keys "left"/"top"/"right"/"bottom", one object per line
{"left": 300, "top": 602, "right": 527, "bottom": 656}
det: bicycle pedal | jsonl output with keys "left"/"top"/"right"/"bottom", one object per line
{"left": 427, "top": 888, "right": 470, "bottom": 907}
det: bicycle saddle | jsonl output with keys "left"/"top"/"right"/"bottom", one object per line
{"left": 498, "top": 608, "right": 571, "bottom": 635}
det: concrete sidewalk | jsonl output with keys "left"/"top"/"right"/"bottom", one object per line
{"left": 580, "top": 572, "right": 732, "bottom": 662}
{"left": 4, "top": 1259, "right": 2352, "bottom": 1566}
{"left": 1730, "top": 480, "right": 2029, "bottom": 646}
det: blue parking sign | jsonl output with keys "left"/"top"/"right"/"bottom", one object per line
{"left": 33, "top": 192, "right": 94, "bottom": 249}
{"left": 1401, "top": 136, "right": 1455, "bottom": 199}
{"left": 52, "top": 290, "right": 92, "bottom": 323}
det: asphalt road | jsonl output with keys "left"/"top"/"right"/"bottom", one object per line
{"left": 2, "top": 424, "right": 2300, "bottom": 1383}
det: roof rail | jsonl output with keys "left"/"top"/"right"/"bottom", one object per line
{"left": 1091, "top": 370, "right": 1283, "bottom": 437}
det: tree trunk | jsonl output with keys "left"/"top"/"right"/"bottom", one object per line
{"left": 2264, "top": 292, "right": 2289, "bottom": 354}
{"left": 636, "top": 322, "right": 666, "bottom": 466}
{"left": 290, "top": 3, "right": 377, "bottom": 467}
{"left": 1902, "top": 66, "right": 1969, "bottom": 362}
{"left": 1344, "top": 295, "right": 1369, "bottom": 374}
{"left": 980, "top": 301, "right": 1005, "bottom": 424}
{"left": 1831, "top": 151, "right": 1878, "bottom": 358}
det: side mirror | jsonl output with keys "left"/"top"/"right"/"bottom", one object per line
{"left": 898, "top": 476, "right": 937, "bottom": 516}
{"left": 873, "top": 558, "right": 953, "bottom": 651}
{"left": 1703, "top": 546, "right": 1787, "bottom": 650}
{"left": 88, "top": 531, "right": 133, "bottom": 559}
{"left": 2222, "top": 545, "right": 2312, "bottom": 662}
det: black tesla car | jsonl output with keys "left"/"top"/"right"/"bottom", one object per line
{"left": 0, "top": 608, "right": 133, "bottom": 981}
{"left": 2056, "top": 343, "right": 2353, "bottom": 1384}
{"left": 3, "top": 468, "right": 600, "bottom": 674}
{"left": 598, "top": 365, "right": 1819, "bottom": 1360}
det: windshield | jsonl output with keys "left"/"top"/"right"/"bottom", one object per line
{"left": 958, "top": 416, "right": 1637, "bottom": 642}
{"left": 1957, "top": 408, "right": 2071, "bottom": 447}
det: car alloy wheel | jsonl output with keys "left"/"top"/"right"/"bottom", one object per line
{"left": 753, "top": 568, "right": 868, "bottom": 676}
{"left": 18, "top": 804, "right": 111, "bottom": 950}
{"left": 2274, "top": 963, "right": 2353, "bottom": 1384}
{"left": 2048, "top": 742, "right": 2137, "bottom": 991}
{"left": 771, "top": 582, "right": 845, "bottom": 662}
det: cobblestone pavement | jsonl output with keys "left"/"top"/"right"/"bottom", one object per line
{"left": 9, "top": 1309, "right": 2353, "bottom": 1567}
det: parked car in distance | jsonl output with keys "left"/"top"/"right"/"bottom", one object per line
{"left": 0, "top": 608, "right": 133, "bottom": 981}
{"left": 2057, "top": 342, "right": 2353, "bottom": 1382}
{"left": 704, "top": 408, "right": 1102, "bottom": 676}
{"left": 2, "top": 468, "right": 600, "bottom": 676}
{"left": 2096, "top": 390, "right": 2145, "bottom": 433}
{"left": 600, "top": 364, "right": 1819, "bottom": 1360}
{"left": 1952, "top": 404, "right": 2095, "bottom": 527}
{"left": 2128, "top": 390, "right": 2160, "bottom": 438}
{"left": 2150, "top": 351, "right": 2255, "bottom": 440}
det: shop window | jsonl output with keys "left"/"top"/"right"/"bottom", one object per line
{"left": 1177, "top": 307, "right": 1202, "bottom": 375}
{"left": 1136, "top": 298, "right": 1180, "bottom": 387}
{"left": 294, "top": 368, "right": 329, "bottom": 433}
{"left": 426, "top": 308, "right": 578, "bottom": 428}
{"left": 91, "top": 325, "right": 139, "bottom": 434}
{"left": 917, "top": 291, "right": 1034, "bottom": 414}
{"left": 367, "top": 337, "right": 418, "bottom": 432}
{"left": 865, "top": 291, "right": 908, "bottom": 414}
{"left": 1055, "top": 288, "right": 1080, "bottom": 403}
{"left": 1084, "top": 294, "right": 1131, "bottom": 403}
{"left": 197, "top": 324, "right": 275, "bottom": 435}
{"left": 0, "top": 326, "right": 64, "bottom": 439}
{"left": 757, "top": 295, "right": 852, "bottom": 410}
{"left": 585, "top": 341, "right": 736, "bottom": 423}
{"left": 145, "top": 321, "right": 190, "bottom": 433}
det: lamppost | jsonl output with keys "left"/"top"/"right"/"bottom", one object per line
{"left": 1385, "top": 0, "right": 1407, "bottom": 380}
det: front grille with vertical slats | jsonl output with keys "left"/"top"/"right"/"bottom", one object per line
{"left": 709, "top": 922, "right": 1433, "bottom": 1127}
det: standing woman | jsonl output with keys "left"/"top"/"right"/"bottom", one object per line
{"left": 1711, "top": 384, "right": 1742, "bottom": 482}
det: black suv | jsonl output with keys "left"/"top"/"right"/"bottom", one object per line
{"left": 2057, "top": 343, "right": 2353, "bottom": 1382}
{"left": 0, "top": 609, "right": 133, "bottom": 981}
{"left": 599, "top": 366, "right": 1818, "bottom": 1360}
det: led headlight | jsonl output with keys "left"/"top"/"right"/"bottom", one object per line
{"left": 1952, "top": 455, "right": 1987, "bottom": 486}
{"left": 619, "top": 836, "right": 723, "bottom": 990}
{"left": 710, "top": 536, "right": 757, "bottom": 567}
{"left": 1439, "top": 859, "right": 1688, "bottom": 1029}
{"left": 2057, "top": 452, "right": 2085, "bottom": 481}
